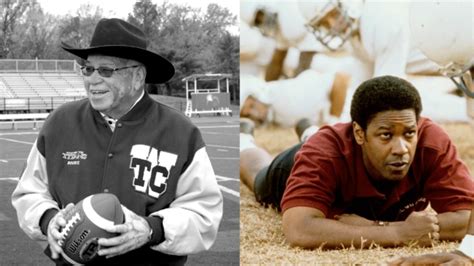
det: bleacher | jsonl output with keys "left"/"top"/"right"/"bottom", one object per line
{"left": 0, "top": 59, "right": 86, "bottom": 129}
{"left": 0, "top": 59, "right": 86, "bottom": 113}
{"left": 0, "top": 59, "right": 210, "bottom": 129}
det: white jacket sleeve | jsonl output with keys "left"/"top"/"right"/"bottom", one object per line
{"left": 151, "top": 147, "right": 223, "bottom": 255}
{"left": 11, "top": 140, "right": 59, "bottom": 240}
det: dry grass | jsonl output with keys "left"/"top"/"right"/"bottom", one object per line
{"left": 240, "top": 122, "right": 474, "bottom": 265}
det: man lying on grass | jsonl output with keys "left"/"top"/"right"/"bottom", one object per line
{"left": 240, "top": 75, "right": 474, "bottom": 249}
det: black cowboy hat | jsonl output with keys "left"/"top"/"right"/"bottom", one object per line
{"left": 61, "top": 18, "right": 175, "bottom": 84}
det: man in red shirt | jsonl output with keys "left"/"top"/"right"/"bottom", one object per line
{"left": 240, "top": 75, "right": 474, "bottom": 248}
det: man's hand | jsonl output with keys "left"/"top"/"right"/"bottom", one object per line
{"left": 389, "top": 251, "right": 472, "bottom": 266}
{"left": 47, "top": 203, "right": 75, "bottom": 259}
{"left": 395, "top": 210, "right": 440, "bottom": 246}
{"left": 334, "top": 213, "right": 374, "bottom": 226}
{"left": 97, "top": 205, "right": 151, "bottom": 259}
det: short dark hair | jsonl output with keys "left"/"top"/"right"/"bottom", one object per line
{"left": 350, "top": 75, "right": 422, "bottom": 130}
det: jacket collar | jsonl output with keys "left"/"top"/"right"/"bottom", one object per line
{"left": 90, "top": 91, "right": 153, "bottom": 125}
{"left": 120, "top": 91, "right": 152, "bottom": 122}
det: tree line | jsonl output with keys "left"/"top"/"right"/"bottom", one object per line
{"left": 0, "top": 0, "right": 239, "bottom": 101}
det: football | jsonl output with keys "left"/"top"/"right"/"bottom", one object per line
{"left": 58, "top": 193, "right": 124, "bottom": 264}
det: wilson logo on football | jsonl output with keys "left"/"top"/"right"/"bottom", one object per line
{"left": 58, "top": 193, "right": 124, "bottom": 265}
{"left": 62, "top": 151, "right": 88, "bottom": 166}
{"left": 58, "top": 212, "right": 82, "bottom": 247}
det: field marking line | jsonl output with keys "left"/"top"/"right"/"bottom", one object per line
{"left": 191, "top": 120, "right": 239, "bottom": 125}
{"left": 216, "top": 175, "right": 239, "bottom": 182}
{"left": 218, "top": 184, "right": 239, "bottom": 198}
{"left": 0, "top": 138, "right": 34, "bottom": 145}
{"left": 0, "top": 177, "right": 19, "bottom": 182}
{"left": 201, "top": 131, "right": 238, "bottom": 136}
{"left": 198, "top": 125, "right": 239, "bottom": 129}
{"left": 207, "top": 144, "right": 239, "bottom": 150}
{"left": 0, "top": 158, "right": 24, "bottom": 161}
{"left": 0, "top": 131, "right": 38, "bottom": 136}
{"left": 0, "top": 212, "right": 12, "bottom": 221}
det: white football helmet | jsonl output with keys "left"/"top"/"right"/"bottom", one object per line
{"left": 410, "top": 1, "right": 474, "bottom": 97}
{"left": 297, "top": 0, "right": 363, "bottom": 51}
{"left": 240, "top": 1, "right": 279, "bottom": 38}
{"left": 253, "top": 7, "right": 279, "bottom": 38}
{"left": 240, "top": 74, "right": 269, "bottom": 111}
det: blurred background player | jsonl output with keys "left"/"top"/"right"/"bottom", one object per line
{"left": 297, "top": 0, "right": 438, "bottom": 79}
{"left": 240, "top": 70, "right": 350, "bottom": 131}
{"left": 409, "top": 0, "right": 474, "bottom": 123}
{"left": 240, "top": 0, "right": 470, "bottom": 136}
{"left": 240, "top": 0, "right": 324, "bottom": 81}
{"left": 295, "top": 0, "right": 470, "bottom": 122}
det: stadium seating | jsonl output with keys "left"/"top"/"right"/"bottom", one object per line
{"left": 0, "top": 72, "right": 85, "bottom": 113}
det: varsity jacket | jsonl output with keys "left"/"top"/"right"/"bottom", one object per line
{"left": 11, "top": 93, "right": 223, "bottom": 265}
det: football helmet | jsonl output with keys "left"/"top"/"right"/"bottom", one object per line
{"left": 240, "top": 1, "right": 279, "bottom": 38}
{"left": 253, "top": 7, "right": 279, "bottom": 38}
{"left": 297, "top": 0, "right": 363, "bottom": 51}
{"left": 410, "top": 1, "right": 474, "bottom": 98}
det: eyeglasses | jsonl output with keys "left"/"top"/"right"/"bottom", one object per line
{"left": 80, "top": 65, "right": 139, "bottom": 78}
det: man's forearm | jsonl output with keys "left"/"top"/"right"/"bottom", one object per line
{"left": 437, "top": 210, "right": 471, "bottom": 241}
{"left": 283, "top": 207, "right": 409, "bottom": 249}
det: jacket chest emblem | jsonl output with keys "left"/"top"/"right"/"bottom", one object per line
{"left": 129, "top": 144, "right": 178, "bottom": 199}
{"left": 62, "top": 151, "right": 88, "bottom": 165}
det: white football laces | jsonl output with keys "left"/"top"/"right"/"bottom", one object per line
{"left": 57, "top": 212, "right": 81, "bottom": 247}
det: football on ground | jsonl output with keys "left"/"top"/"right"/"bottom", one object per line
{"left": 58, "top": 193, "right": 124, "bottom": 264}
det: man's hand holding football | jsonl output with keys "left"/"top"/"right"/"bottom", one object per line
{"left": 47, "top": 203, "right": 75, "bottom": 259}
{"left": 97, "top": 205, "right": 151, "bottom": 259}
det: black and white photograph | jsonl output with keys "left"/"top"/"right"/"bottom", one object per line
{"left": 0, "top": 0, "right": 239, "bottom": 265}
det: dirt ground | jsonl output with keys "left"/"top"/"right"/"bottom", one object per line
{"left": 240, "top": 122, "right": 474, "bottom": 264}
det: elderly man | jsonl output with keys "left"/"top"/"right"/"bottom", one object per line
{"left": 240, "top": 75, "right": 474, "bottom": 249}
{"left": 12, "top": 18, "right": 223, "bottom": 265}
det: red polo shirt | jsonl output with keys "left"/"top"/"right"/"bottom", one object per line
{"left": 281, "top": 117, "right": 474, "bottom": 221}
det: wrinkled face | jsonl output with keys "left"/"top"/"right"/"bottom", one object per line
{"left": 83, "top": 55, "right": 144, "bottom": 118}
{"left": 354, "top": 109, "right": 418, "bottom": 182}
{"left": 240, "top": 95, "right": 269, "bottom": 125}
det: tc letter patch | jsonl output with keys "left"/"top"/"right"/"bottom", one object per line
{"left": 129, "top": 144, "right": 178, "bottom": 198}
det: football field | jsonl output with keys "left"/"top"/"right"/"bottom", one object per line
{"left": 0, "top": 115, "right": 240, "bottom": 265}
